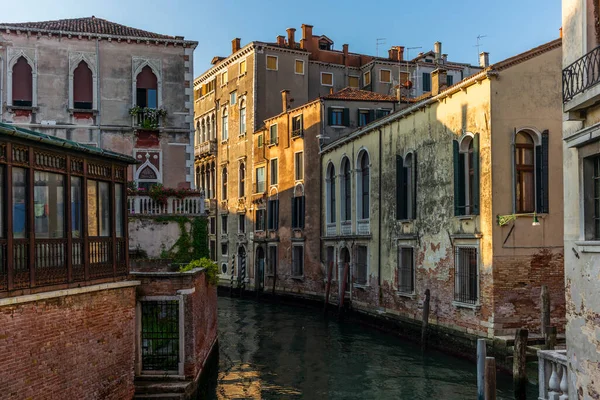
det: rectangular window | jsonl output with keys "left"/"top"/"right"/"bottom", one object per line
{"left": 239, "top": 60, "right": 247, "bottom": 75}
{"left": 355, "top": 246, "right": 368, "bottom": 285}
{"left": 12, "top": 168, "right": 27, "bottom": 239}
{"left": 447, "top": 75, "right": 454, "bottom": 86}
{"left": 267, "top": 199, "right": 279, "bottom": 230}
{"left": 210, "top": 240, "right": 216, "bottom": 261}
{"left": 292, "top": 115, "right": 303, "bottom": 137}
{"left": 257, "top": 133, "right": 264, "bottom": 148}
{"left": 221, "top": 243, "right": 228, "bottom": 257}
{"left": 230, "top": 91, "right": 236, "bottom": 105}
{"left": 349, "top": 76, "right": 360, "bottom": 88}
{"left": 330, "top": 108, "right": 344, "bottom": 126}
{"left": 295, "top": 152, "right": 304, "bottom": 181}
{"left": 238, "top": 214, "right": 245, "bottom": 233}
{"left": 255, "top": 209, "right": 265, "bottom": 231}
{"left": 267, "top": 245, "right": 277, "bottom": 275}
{"left": 270, "top": 159, "right": 278, "bottom": 185}
{"left": 422, "top": 72, "right": 431, "bottom": 92}
{"left": 291, "top": 196, "right": 305, "bottom": 229}
{"left": 209, "top": 217, "right": 216, "bottom": 235}
{"left": 87, "top": 180, "right": 110, "bottom": 237}
{"left": 358, "top": 110, "right": 371, "bottom": 127}
{"left": 364, "top": 71, "right": 371, "bottom": 86}
{"left": 400, "top": 71, "right": 410, "bottom": 85}
{"left": 454, "top": 247, "right": 478, "bottom": 305}
{"left": 584, "top": 155, "right": 600, "bottom": 239}
{"left": 292, "top": 245, "right": 304, "bottom": 276}
{"left": 221, "top": 215, "right": 228, "bottom": 234}
{"left": 269, "top": 124, "right": 278, "bottom": 145}
{"left": 115, "top": 183, "right": 123, "bottom": 238}
{"left": 321, "top": 72, "right": 333, "bottom": 86}
{"left": 256, "top": 167, "right": 266, "bottom": 193}
{"left": 71, "top": 176, "right": 82, "bottom": 238}
{"left": 375, "top": 109, "right": 391, "bottom": 118}
{"left": 397, "top": 247, "right": 414, "bottom": 293}
{"left": 295, "top": 60, "right": 305, "bottom": 75}
{"left": 221, "top": 71, "right": 228, "bottom": 86}
{"left": 266, "top": 55, "right": 278, "bottom": 70}
{"left": 34, "top": 172, "right": 65, "bottom": 239}
{"left": 380, "top": 69, "right": 391, "bottom": 83}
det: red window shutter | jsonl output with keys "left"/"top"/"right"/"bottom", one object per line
{"left": 73, "top": 61, "right": 93, "bottom": 104}
{"left": 136, "top": 66, "right": 157, "bottom": 89}
{"left": 12, "top": 57, "right": 32, "bottom": 103}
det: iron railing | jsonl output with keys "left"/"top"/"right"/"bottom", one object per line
{"left": 291, "top": 128, "right": 304, "bottom": 139}
{"left": 133, "top": 109, "right": 164, "bottom": 130}
{"left": 454, "top": 247, "right": 478, "bottom": 305}
{"left": 563, "top": 45, "right": 600, "bottom": 103}
{"left": 141, "top": 300, "right": 180, "bottom": 372}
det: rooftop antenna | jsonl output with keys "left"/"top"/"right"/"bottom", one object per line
{"left": 376, "top": 38, "right": 386, "bottom": 57}
{"left": 404, "top": 46, "right": 422, "bottom": 89}
{"left": 475, "top": 34, "right": 487, "bottom": 61}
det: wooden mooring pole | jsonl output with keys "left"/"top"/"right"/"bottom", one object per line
{"left": 338, "top": 262, "right": 349, "bottom": 317}
{"left": 324, "top": 261, "right": 334, "bottom": 314}
{"left": 485, "top": 357, "right": 496, "bottom": 400}
{"left": 477, "top": 338, "right": 487, "bottom": 400}
{"left": 545, "top": 325, "right": 557, "bottom": 350}
{"left": 541, "top": 285, "right": 550, "bottom": 337}
{"left": 513, "top": 328, "right": 528, "bottom": 400}
{"left": 421, "top": 289, "right": 430, "bottom": 348}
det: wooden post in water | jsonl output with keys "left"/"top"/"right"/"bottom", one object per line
{"left": 541, "top": 285, "right": 550, "bottom": 337}
{"left": 339, "top": 262, "right": 349, "bottom": 315}
{"left": 513, "top": 328, "right": 528, "bottom": 400}
{"left": 271, "top": 258, "right": 277, "bottom": 296}
{"left": 485, "top": 357, "right": 496, "bottom": 400}
{"left": 545, "top": 325, "right": 557, "bottom": 350}
{"left": 477, "top": 338, "right": 487, "bottom": 400}
{"left": 324, "top": 261, "right": 334, "bottom": 314}
{"left": 230, "top": 255, "right": 235, "bottom": 297}
{"left": 421, "top": 289, "right": 430, "bottom": 348}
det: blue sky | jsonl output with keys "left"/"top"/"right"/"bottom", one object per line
{"left": 3, "top": 0, "right": 561, "bottom": 76}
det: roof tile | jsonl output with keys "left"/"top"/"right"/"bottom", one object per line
{"left": 322, "top": 87, "right": 397, "bottom": 102}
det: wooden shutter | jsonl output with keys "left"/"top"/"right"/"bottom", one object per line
{"left": 368, "top": 109, "right": 375, "bottom": 123}
{"left": 453, "top": 140, "right": 462, "bottom": 216}
{"left": 300, "top": 196, "right": 306, "bottom": 228}
{"left": 275, "top": 200, "right": 279, "bottom": 229}
{"left": 473, "top": 134, "right": 480, "bottom": 215}
{"left": 412, "top": 151, "right": 418, "bottom": 219}
{"left": 327, "top": 107, "right": 333, "bottom": 126}
{"left": 342, "top": 108, "right": 350, "bottom": 127}
{"left": 291, "top": 197, "right": 297, "bottom": 228}
{"left": 396, "top": 155, "right": 404, "bottom": 219}
{"left": 536, "top": 131, "right": 549, "bottom": 213}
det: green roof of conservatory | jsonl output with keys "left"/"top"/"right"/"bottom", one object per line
{"left": 0, "top": 122, "right": 136, "bottom": 164}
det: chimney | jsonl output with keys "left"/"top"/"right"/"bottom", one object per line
{"left": 277, "top": 35, "right": 286, "bottom": 46}
{"left": 286, "top": 28, "right": 296, "bottom": 48}
{"left": 232, "top": 38, "right": 241, "bottom": 54}
{"left": 329, "top": 87, "right": 334, "bottom": 95}
{"left": 281, "top": 89, "right": 290, "bottom": 112}
{"left": 431, "top": 68, "right": 448, "bottom": 96}
{"left": 434, "top": 41, "right": 442, "bottom": 63}
{"left": 388, "top": 48, "right": 398, "bottom": 61}
{"left": 479, "top": 52, "right": 489, "bottom": 68}
{"left": 442, "top": 53, "right": 448, "bottom": 63}
{"left": 559, "top": 27, "right": 563, "bottom": 38}
{"left": 398, "top": 46, "right": 405, "bottom": 61}
{"left": 301, "top": 24, "right": 313, "bottom": 50}
{"left": 343, "top": 44, "right": 349, "bottom": 67}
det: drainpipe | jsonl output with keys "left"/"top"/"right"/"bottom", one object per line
{"left": 96, "top": 38, "right": 101, "bottom": 145}
{"left": 377, "top": 128, "right": 382, "bottom": 292}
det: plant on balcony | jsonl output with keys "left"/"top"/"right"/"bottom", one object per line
{"left": 129, "top": 106, "right": 167, "bottom": 130}
{"left": 127, "top": 182, "right": 203, "bottom": 205}
{"left": 179, "top": 257, "right": 219, "bottom": 286}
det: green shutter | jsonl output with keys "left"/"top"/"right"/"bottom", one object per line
{"left": 327, "top": 107, "right": 333, "bottom": 126}
{"left": 473, "top": 134, "right": 480, "bottom": 215}
{"left": 300, "top": 196, "right": 306, "bottom": 228}
{"left": 453, "top": 140, "right": 462, "bottom": 216}
{"left": 368, "top": 109, "right": 375, "bottom": 124}
{"left": 275, "top": 199, "right": 279, "bottom": 229}
{"left": 412, "top": 151, "right": 418, "bottom": 219}
{"left": 291, "top": 197, "right": 297, "bottom": 228}
{"left": 342, "top": 108, "right": 350, "bottom": 126}
{"left": 396, "top": 155, "right": 403, "bottom": 219}
{"left": 535, "top": 132, "right": 550, "bottom": 214}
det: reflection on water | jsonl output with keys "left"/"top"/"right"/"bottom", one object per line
{"left": 208, "top": 297, "right": 537, "bottom": 400}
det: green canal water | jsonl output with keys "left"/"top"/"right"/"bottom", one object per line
{"left": 204, "top": 297, "right": 538, "bottom": 399}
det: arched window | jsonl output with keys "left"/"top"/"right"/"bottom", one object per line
{"left": 326, "top": 163, "right": 336, "bottom": 223}
{"left": 210, "top": 115, "right": 215, "bottom": 140}
{"left": 515, "top": 131, "right": 535, "bottom": 213}
{"left": 357, "top": 151, "right": 370, "bottom": 220}
{"left": 211, "top": 162, "right": 216, "bottom": 199}
{"left": 239, "top": 163, "right": 245, "bottom": 197}
{"left": 73, "top": 61, "right": 93, "bottom": 110}
{"left": 200, "top": 165, "right": 206, "bottom": 192}
{"left": 221, "top": 167, "right": 228, "bottom": 200}
{"left": 202, "top": 119, "right": 207, "bottom": 143}
{"left": 196, "top": 166, "right": 201, "bottom": 189}
{"left": 222, "top": 108, "right": 229, "bottom": 141}
{"left": 341, "top": 157, "right": 352, "bottom": 221}
{"left": 240, "top": 100, "right": 247, "bottom": 136}
{"left": 195, "top": 121, "right": 201, "bottom": 145}
{"left": 453, "top": 135, "right": 479, "bottom": 216}
{"left": 206, "top": 165, "right": 212, "bottom": 199}
{"left": 136, "top": 66, "right": 158, "bottom": 108}
{"left": 207, "top": 116, "right": 212, "bottom": 141}
{"left": 12, "top": 56, "right": 32, "bottom": 107}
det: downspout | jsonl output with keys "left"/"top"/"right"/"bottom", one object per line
{"left": 318, "top": 100, "right": 323, "bottom": 289}
{"left": 377, "top": 128, "right": 382, "bottom": 293}
{"left": 96, "top": 38, "right": 101, "bottom": 145}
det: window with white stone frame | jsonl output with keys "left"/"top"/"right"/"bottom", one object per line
{"left": 291, "top": 245, "right": 304, "bottom": 277}
{"left": 397, "top": 247, "right": 415, "bottom": 294}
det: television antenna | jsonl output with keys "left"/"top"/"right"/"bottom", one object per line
{"left": 475, "top": 34, "right": 487, "bottom": 59}
{"left": 376, "top": 38, "right": 386, "bottom": 57}
{"left": 403, "top": 46, "right": 422, "bottom": 91}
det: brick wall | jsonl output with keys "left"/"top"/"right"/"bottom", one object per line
{"left": 0, "top": 285, "right": 137, "bottom": 400}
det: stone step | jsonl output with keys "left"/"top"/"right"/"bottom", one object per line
{"left": 134, "top": 380, "right": 190, "bottom": 394}
{"left": 133, "top": 393, "right": 185, "bottom": 400}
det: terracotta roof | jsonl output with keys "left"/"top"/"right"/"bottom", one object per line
{"left": 0, "top": 16, "right": 177, "bottom": 40}
{"left": 322, "top": 87, "right": 397, "bottom": 102}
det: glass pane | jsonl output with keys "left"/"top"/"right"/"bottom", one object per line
{"left": 522, "top": 171, "right": 535, "bottom": 212}
{"left": 88, "top": 180, "right": 98, "bottom": 236}
{"left": 116, "top": 184, "right": 123, "bottom": 238}
{"left": 71, "top": 177, "right": 82, "bottom": 238}
{"left": 12, "top": 168, "right": 27, "bottom": 239}
{"left": 34, "top": 171, "right": 65, "bottom": 238}
{"left": 147, "top": 89, "right": 157, "bottom": 109}
{"left": 99, "top": 181, "right": 111, "bottom": 237}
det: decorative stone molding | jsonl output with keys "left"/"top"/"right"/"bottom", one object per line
{"left": 7, "top": 47, "right": 37, "bottom": 107}
{"left": 68, "top": 51, "right": 98, "bottom": 110}
{"left": 132, "top": 57, "right": 163, "bottom": 108}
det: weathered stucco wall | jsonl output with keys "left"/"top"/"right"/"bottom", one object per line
{"left": 129, "top": 218, "right": 190, "bottom": 258}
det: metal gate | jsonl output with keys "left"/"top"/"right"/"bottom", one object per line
{"left": 141, "top": 300, "right": 180, "bottom": 372}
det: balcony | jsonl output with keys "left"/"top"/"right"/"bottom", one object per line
{"left": 538, "top": 349, "right": 569, "bottom": 400}
{"left": 563, "top": 46, "right": 600, "bottom": 111}
{"left": 291, "top": 128, "right": 304, "bottom": 139}
{"left": 128, "top": 195, "right": 205, "bottom": 216}
{"left": 130, "top": 107, "right": 166, "bottom": 130}
{"left": 205, "top": 198, "right": 217, "bottom": 213}
{"left": 326, "top": 223, "right": 337, "bottom": 236}
{"left": 357, "top": 219, "right": 370, "bottom": 235}
{"left": 340, "top": 220, "right": 352, "bottom": 236}
{"left": 195, "top": 140, "right": 217, "bottom": 158}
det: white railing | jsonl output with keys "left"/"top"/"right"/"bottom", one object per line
{"left": 357, "top": 219, "right": 370, "bottom": 235}
{"left": 326, "top": 223, "right": 337, "bottom": 236}
{"left": 195, "top": 140, "right": 217, "bottom": 158}
{"left": 538, "top": 349, "right": 569, "bottom": 400}
{"left": 341, "top": 220, "right": 352, "bottom": 236}
{"left": 128, "top": 195, "right": 205, "bottom": 216}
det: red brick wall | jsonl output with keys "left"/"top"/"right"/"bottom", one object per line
{"left": 0, "top": 286, "right": 136, "bottom": 400}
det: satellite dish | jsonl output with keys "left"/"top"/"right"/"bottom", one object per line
{"left": 403, "top": 80, "right": 413, "bottom": 89}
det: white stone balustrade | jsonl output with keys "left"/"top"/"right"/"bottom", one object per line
{"left": 357, "top": 219, "right": 370, "bottom": 235}
{"left": 326, "top": 223, "right": 337, "bottom": 236}
{"left": 128, "top": 195, "right": 205, "bottom": 216}
{"left": 340, "top": 220, "right": 352, "bottom": 236}
{"left": 538, "top": 349, "right": 569, "bottom": 400}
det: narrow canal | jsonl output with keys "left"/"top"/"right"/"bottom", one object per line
{"left": 205, "top": 296, "right": 538, "bottom": 399}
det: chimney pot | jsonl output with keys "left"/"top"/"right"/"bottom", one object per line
{"left": 277, "top": 35, "right": 286, "bottom": 46}
{"left": 479, "top": 52, "right": 490, "bottom": 68}
{"left": 398, "top": 46, "right": 405, "bottom": 61}
{"left": 431, "top": 68, "right": 448, "bottom": 96}
{"left": 434, "top": 41, "right": 442, "bottom": 62}
{"left": 231, "top": 38, "right": 241, "bottom": 54}
{"left": 286, "top": 28, "right": 296, "bottom": 48}
{"left": 281, "top": 89, "right": 290, "bottom": 112}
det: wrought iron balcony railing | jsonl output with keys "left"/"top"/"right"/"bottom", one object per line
{"left": 291, "top": 128, "right": 304, "bottom": 139}
{"left": 563, "top": 45, "right": 600, "bottom": 103}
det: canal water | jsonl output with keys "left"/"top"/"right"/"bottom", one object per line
{"left": 205, "top": 296, "right": 538, "bottom": 399}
